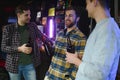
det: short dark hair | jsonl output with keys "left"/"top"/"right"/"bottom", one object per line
{"left": 90, "top": 0, "right": 110, "bottom": 9}
{"left": 15, "top": 5, "right": 30, "bottom": 14}
{"left": 65, "top": 6, "right": 80, "bottom": 17}
{"left": 98, "top": 0, "right": 110, "bottom": 9}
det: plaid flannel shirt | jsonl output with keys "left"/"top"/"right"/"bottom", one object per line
{"left": 1, "top": 22, "right": 52, "bottom": 73}
{"left": 45, "top": 27, "right": 86, "bottom": 80}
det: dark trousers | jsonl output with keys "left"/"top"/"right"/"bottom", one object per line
{"left": 0, "top": 67, "right": 9, "bottom": 80}
{"left": 35, "top": 52, "right": 52, "bottom": 80}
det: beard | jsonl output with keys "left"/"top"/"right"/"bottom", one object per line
{"left": 65, "top": 20, "right": 76, "bottom": 28}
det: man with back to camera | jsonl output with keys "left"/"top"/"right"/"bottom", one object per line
{"left": 65, "top": 0, "right": 120, "bottom": 80}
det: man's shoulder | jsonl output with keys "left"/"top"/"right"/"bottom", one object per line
{"left": 3, "top": 23, "right": 17, "bottom": 30}
{"left": 5, "top": 23, "right": 16, "bottom": 27}
{"left": 75, "top": 29, "right": 86, "bottom": 39}
{"left": 57, "top": 29, "right": 65, "bottom": 36}
{"left": 27, "top": 22, "right": 37, "bottom": 27}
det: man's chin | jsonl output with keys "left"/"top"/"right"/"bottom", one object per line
{"left": 66, "top": 24, "right": 74, "bottom": 28}
{"left": 26, "top": 21, "right": 30, "bottom": 23}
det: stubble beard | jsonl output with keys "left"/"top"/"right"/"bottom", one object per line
{"left": 66, "top": 20, "right": 76, "bottom": 28}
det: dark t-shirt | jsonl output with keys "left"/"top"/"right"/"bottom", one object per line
{"left": 18, "top": 25, "right": 32, "bottom": 65}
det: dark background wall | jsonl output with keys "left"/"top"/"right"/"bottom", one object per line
{"left": 0, "top": 0, "right": 118, "bottom": 49}
{"left": 0, "top": 0, "right": 117, "bottom": 35}
{"left": 0, "top": 0, "right": 120, "bottom": 80}
{"left": 0, "top": 0, "right": 118, "bottom": 47}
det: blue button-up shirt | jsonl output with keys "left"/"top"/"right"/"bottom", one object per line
{"left": 76, "top": 18, "right": 120, "bottom": 80}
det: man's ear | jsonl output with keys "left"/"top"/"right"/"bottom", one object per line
{"left": 17, "top": 13, "right": 20, "bottom": 18}
{"left": 94, "top": 0, "right": 98, "bottom": 7}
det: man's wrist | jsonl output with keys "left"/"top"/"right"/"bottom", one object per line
{"left": 18, "top": 47, "right": 21, "bottom": 52}
{"left": 75, "top": 58, "right": 81, "bottom": 66}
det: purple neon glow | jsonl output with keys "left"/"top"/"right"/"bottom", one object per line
{"left": 49, "top": 19, "right": 54, "bottom": 38}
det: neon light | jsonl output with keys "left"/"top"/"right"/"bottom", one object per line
{"left": 49, "top": 19, "right": 54, "bottom": 38}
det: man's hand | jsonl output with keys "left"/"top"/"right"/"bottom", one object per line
{"left": 18, "top": 44, "right": 32, "bottom": 54}
{"left": 65, "top": 52, "right": 81, "bottom": 66}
